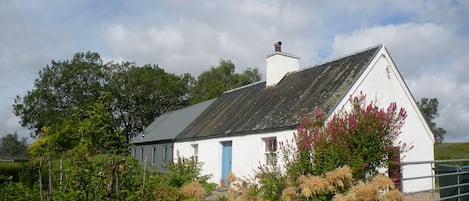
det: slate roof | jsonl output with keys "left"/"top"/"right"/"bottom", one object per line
{"left": 175, "top": 45, "right": 382, "bottom": 141}
{"left": 131, "top": 99, "right": 216, "bottom": 144}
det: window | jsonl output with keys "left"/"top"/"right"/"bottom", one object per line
{"left": 139, "top": 148, "right": 144, "bottom": 164}
{"left": 162, "top": 146, "right": 168, "bottom": 162}
{"left": 264, "top": 137, "right": 277, "bottom": 166}
{"left": 192, "top": 144, "right": 198, "bottom": 163}
{"left": 131, "top": 148, "right": 136, "bottom": 159}
{"left": 151, "top": 147, "right": 156, "bottom": 166}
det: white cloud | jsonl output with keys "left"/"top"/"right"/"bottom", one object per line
{"left": 331, "top": 23, "right": 467, "bottom": 78}
{"left": 2, "top": 0, "right": 469, "bottom": 142}
{"left": 331, "top": 21, "right": 469, "bottom": 142}
{"left": 100, "top": 1, "right": 321, "bottom": 77}
{"left": 408, "top": 72, "right": 469, "bottom": 142}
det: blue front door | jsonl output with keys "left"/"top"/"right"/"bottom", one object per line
{"left": 221, "top": 141, "right": 232, "bottom": 186}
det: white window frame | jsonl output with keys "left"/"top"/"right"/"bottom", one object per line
{"left": 139, "top": 147, "right": 144, "bottom": 164}
{"left": 151, "top": 147, "right": 156, "bottom": 166}
{"left": 191, "top": 144, "right": 199, "bottom": 163}
{"left": 162, "top": 146, "right": 168, "bottom": 162}
{"left": 264, "top": 137, "right": 277, "bottom": 166}
{"left": 131, "top": 147, "right": 136, "bottom": 159}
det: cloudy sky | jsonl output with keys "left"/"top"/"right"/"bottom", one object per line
{"left": 1, "top": 0, "right": 468, "bottom": 142}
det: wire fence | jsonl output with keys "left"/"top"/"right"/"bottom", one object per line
{"left": 401, "top": 159, "right": 469, "bottom": 201}
{"left": 0, "top": 155, "right": 29, "bottom": 162}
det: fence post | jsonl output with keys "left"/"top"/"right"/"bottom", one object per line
{"left": 39, "top": 159, "right": 44, "bottom": 201}
{"left": 142, "top": 155, "right": 147, "bottom": 197}
{"left": 457, "top": 167, "right": 461, "bottom": 201}
{"left": 400, "top": 161, "right": 404, "bottom": 192}
{"left": 432, "top": 162, "right": 435, "bottom": 201}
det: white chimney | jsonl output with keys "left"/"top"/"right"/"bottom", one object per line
{"left": 266, "top": 41, "right": 300, "bottom": 87}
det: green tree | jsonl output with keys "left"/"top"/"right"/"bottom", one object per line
{"left": 417, "top": 97, "right": 446, "bottom": 143}
{"left": 189, "top": 60, "right": 261, "bottom": 104}
{"left": 108, "top": 65, "right": 192, "bottom": 139}
{"left": 13, "top": 52, "right": 112, "bottom": 137}
{"left": 0, "top": 132, "right": 28, "bottom": 157}
{"left": 29, "top": 97, "right": 125, "bottom": 159}
{"left": 13, "top": 51, "right": 193, "bottom": 142}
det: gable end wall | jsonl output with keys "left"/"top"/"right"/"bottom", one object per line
{"left": 334, "top": 46, "right": 434, "bottom": 193}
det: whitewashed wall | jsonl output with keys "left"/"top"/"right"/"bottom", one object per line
{"left": 335, "top": 47, "right": 435, "bottom": 193}
{"left": 174, "top": 129, "right": 295, "bottom": 185}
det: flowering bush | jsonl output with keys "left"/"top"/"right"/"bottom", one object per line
{"left": 286, "top": 93, "right": 407, "bottom": 180}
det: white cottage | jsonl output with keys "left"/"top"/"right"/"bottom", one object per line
{"left": 173, "top": 43, "right": 434, "bottom": 193}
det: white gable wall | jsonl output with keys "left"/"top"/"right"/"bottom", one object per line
{"left": 174, "top": 129, "right": 295, "bottom": 185}
{"left": 334, "top": 47, "right": 434, "bottom": 193}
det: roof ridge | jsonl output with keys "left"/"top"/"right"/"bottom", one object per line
{"left": 223, "top": 80, "right": 265, "bottom": 94}
{"left": 301, "top": 44, "right": 383, "bottom": 71}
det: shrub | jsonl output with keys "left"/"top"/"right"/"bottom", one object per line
{"left": 285, "top": 93, "right": 408, "bottom": 181}
{"left": 332, "top": 173, "right": 402, "bottom": 201}
{"left": 231, "top": 166, "right": 402, "bottom": 201}
{"left": 216, "top": 172, "right": 263, "bottom": 201}
{"left": 179, "top": 181, "right": 206, "bottom": 201}
{"left": 0, "top": 176, "right": 37, "bottom": 201}
{"left": 162, "top": 157, "right": 215, "bottom": 191}
{"left": 256, "top": 164, "right": 286, "bottom": 200}
{"left": 144, "top": 157, "right": 216, "bottom": 200}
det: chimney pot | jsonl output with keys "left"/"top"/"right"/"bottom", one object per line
{"left": 274, "top": 41, "right": 282, "bottom": 52}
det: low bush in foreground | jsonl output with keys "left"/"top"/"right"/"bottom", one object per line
{"left": 220, "top": 166, "right": 402, "bottom": 201}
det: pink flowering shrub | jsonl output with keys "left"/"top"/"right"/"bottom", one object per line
{"left": 243, "top": 93, "right": 408, "bottom": 200}
{"left": 284, "top": 93, "right": 408, "bottom": 180}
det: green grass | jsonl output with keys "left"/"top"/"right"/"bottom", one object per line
{"left": 0, "top": 162, "right": 29, "bottom": 183}
{"left": 435, "top": 142, "right": 469, "bottom": 161}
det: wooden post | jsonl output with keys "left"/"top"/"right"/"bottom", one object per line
{"left": 106, "top": 158, "right": 118, "bottom": 201}
{"left": 142, "top": 155, "right": 147, "bottom": 197}
{"left": 120, "top": 162, "right": 124, "bottom": 200}
{"left": 116, "top": 163, "right": 119, "bottom": 200}
{"left": 59, "top": 157, "right": 63, "bottom": 186}
{"left": 47, "top": 158, "right": 52, "bottom": 201}
{"left": 39, "top": 159, "right": 44, "bottom": 201}
{"left": 92, "top": 167, "right": 104, "bottom": 201}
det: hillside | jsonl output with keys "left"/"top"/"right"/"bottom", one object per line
{"left": 434, "top": 142, "right": 469, "bottom": 160}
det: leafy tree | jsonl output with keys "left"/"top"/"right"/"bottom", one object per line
{"left": 189, "top": 60, "right": 261, "bottom": 104}
{"left": 0, "top": 132, "right": 28, "bottom": 157}
{"left": 29, "top": 97, "right": 126, "bottom": 159}
{"left": 13, "top": 51, "right": 193, "bottom": 142}
{"left": 108, "top": 65, "right": 192, "bottom": 139}
{"left": 27, "top": 98, "right": 130, "bottom": 200}
{"left": 13, "top": 52, "right": 112, "bottom": 137}
{"left": 417, "top": 97, "right": 446, "bottom": 143}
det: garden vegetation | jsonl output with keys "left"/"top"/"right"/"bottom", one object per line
{"left": 3, "top": 80, "right": 407, "bottom": 200}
